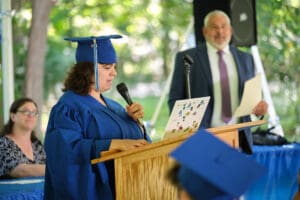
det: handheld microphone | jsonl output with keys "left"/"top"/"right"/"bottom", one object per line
{"left": 116, "top": 82, "right": 147, "bottom": 139}
{"left": 116, "top": 82, "right": 133, "bottom": 105}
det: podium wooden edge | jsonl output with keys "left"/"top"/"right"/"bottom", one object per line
{"left": 91, "top": 131, "right": 192, "bottom": 164}
{"left": 91, "top": 120, "right": 266, "bottom": 164}
{"left": 207, "top": 119, "right": 266, "bottom": 133}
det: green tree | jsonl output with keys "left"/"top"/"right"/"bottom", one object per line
{"left": 25, "top": 0, "right": 55, "bottom": 137}
{"left": 6, "top": 0, "right": 299, "bottom": 139}
{"left": 256, "top": 0, "right": 300, "bottom": 139}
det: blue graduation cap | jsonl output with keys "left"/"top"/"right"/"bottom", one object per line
{"left": 64, "top": 34, "right": 122, "bottom": 91}
{"left": 170, "top": 129, "right": 266, "bottom": 200}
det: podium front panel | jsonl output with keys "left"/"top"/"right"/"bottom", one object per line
{"left": 115, "top": 141, "right": 180, "bottom": 200}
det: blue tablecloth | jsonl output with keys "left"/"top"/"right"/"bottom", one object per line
{"left": 0, "top": 177, "right": 44, "bottom": 200}
{"left": 245, "top": 143, "right": 300, "bottom": 200}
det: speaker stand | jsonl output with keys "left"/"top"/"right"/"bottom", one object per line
{"left": 251, "top": 45, "right": 285, "bottom": 136}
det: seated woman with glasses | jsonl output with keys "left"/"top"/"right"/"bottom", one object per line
{"left": 0, "top": 97, "right": 46, "bottom": 179}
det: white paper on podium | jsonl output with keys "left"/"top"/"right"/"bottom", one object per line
{"left": 163, "top": 97, "right": 210, "bottom": 139}
{"left": 233, "top": 74, "right": 262, "bottom": 118}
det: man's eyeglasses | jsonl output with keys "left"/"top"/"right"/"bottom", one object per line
{"left": 17, "top": 110, "right": 39, "bottom": 117}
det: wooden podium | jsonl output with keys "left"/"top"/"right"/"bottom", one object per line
{"left": 91, "top": 120, "right": 265, "bottom": 200}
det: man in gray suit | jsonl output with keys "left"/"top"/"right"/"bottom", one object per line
{"left": 168, "top": 10, "right": 268, "bottom": 154}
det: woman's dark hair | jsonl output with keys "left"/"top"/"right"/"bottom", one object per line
{"left": 0, "top": 97, "right": 38, "bottom": 141}
{"left": 62, "top": 62, "right": 94, "bottom": 95}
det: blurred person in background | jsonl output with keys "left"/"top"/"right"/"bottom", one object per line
{"left": 0, "top": 97, "right": 46, "bottom": 179}
{"left": 168, "top": 10, "right": 268, "bottom": 154}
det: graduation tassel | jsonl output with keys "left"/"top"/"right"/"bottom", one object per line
{"left": 93, "top": 38, "right": 99, "bottom": 91}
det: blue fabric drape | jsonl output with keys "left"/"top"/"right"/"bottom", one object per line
{"left": 0, "top": 177, "right": 44, "bottom": 200}
{"left": 245, "top": 143, "right": 300, "bottom": 200}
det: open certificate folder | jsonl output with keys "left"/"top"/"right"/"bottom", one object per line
{"left": 233, "top": 74, "right": 262, "bottom": 118}
{"left": 163, "top": 97, "right": 210, "bottom": 139}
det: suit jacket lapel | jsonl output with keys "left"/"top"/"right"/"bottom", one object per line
{"left": 195, "top": 44, "right": 213, "bottom": 90}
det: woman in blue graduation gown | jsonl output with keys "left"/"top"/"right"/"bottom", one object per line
{"left": 44, "top": 35, "right": 151, "bottom": 200}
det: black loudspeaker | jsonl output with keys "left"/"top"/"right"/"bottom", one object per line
{"left": 193, "top": 0, "right": 257, "bottom": 47}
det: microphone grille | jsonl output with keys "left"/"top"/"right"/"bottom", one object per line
{"left": 116, "top": 82, "right": 128, "bottom": 93}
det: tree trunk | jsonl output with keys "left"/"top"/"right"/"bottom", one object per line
{"left": 24, "top": 0, "right": 55, "bottom": 139}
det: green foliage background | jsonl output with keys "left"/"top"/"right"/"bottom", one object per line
{"left": 1, "top": 0, "right": 299, "bottom": 141}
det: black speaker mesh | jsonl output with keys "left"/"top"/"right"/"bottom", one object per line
{"left": 230, "top": 0, "right": 257, "bottom": 46}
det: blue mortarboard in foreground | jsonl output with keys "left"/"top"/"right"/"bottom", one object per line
{"left": 170, "top": 129, "right": 266, "bottom": 200}
{"left": 64, "top": 35, "right": 122, "bottom": 90}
